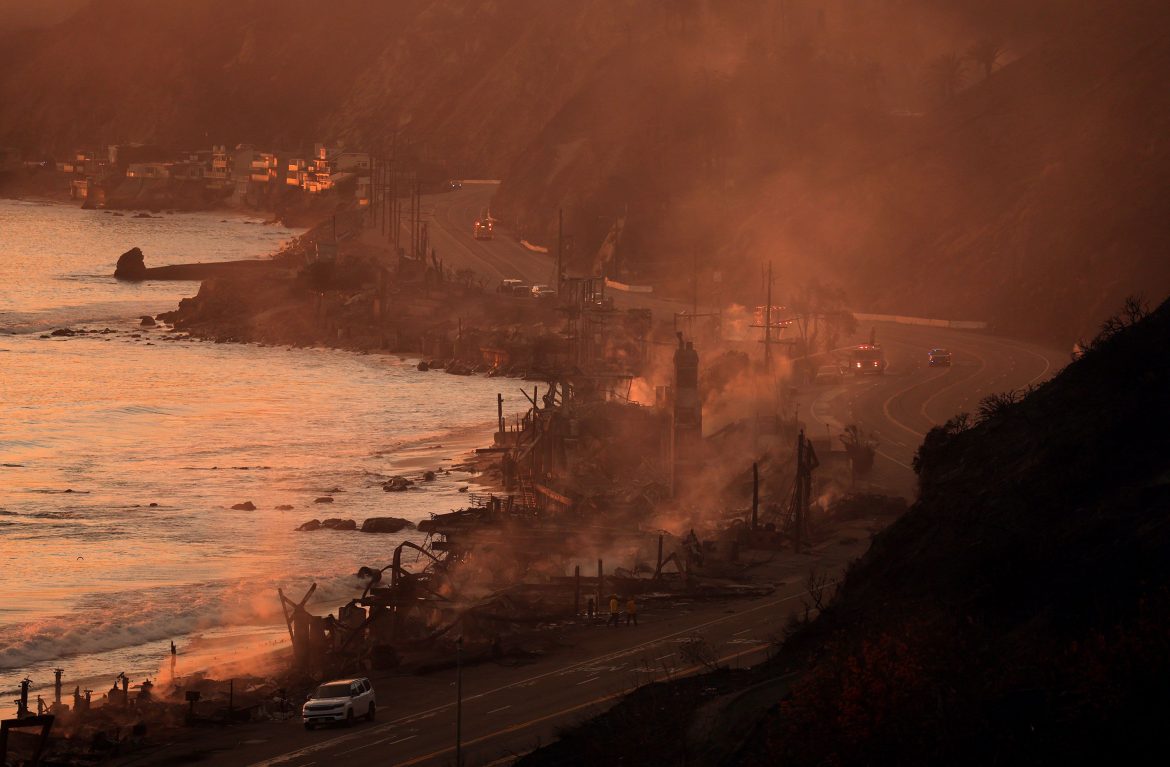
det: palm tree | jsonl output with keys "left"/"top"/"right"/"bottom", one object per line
{"left": 967, "top": 39, "right": 1003, "bottom": 80}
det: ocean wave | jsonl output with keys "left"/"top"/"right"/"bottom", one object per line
{"left": 0, "top": 574, "right": 362, "bottom": 671}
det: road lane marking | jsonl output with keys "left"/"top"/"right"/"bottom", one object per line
{"left": 337, "top": 735, "right": 416, "bottom": 756}
{"left": 487, "top": 705, "right": 512, "bottom": 715}
{"left": 576, "top": 676, "right": 600, "bottom": 685}
{"left": 875, "top": 449, "right": 913, "bottom": 470}
{"left": 386, "top": 644, "right": 773, "bottom": 767}
{"left": 482, "top": 753, "right": 532, "bottom": 767}
{"left": 248, "top": 590, "right": 824, "bottom": 767}
{"left": 918, "top": 342, "right": 987, "bottom": 426}
{"left": 732, "top": 628, "right": 752, "bottom": 636}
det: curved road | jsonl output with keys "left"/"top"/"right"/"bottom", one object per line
{"left": 210, "top": 182, "right": 1071, "bottom": 767}
{"left": 800, "top": 322, "right": 1064, "bottom": 492}
{"left": 416, "top": 181, "right": 1066, "bottom": 490}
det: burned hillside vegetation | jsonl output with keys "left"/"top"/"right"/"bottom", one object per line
{"left": 518, "top": 297, "right": 1170, "bottom": 766}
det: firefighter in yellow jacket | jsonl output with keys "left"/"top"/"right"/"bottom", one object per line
{"left": 607, "top": 595, "right": 621, "bottom": 627}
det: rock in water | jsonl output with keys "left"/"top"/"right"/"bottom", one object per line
{"left": 320, "top": 518, "right": 356, "bottom": 530}
{"left": 115, "top": 247, "right": 147, "bottom": 280}
{"left": 360, "top": 517, "right": 415, "bottom": 534}
{"left": 314, "top": 496, "right": 334, "bottom": 504}
{"left": 275, "top": 504, "right": 295, "bottom": 511}
{"left": 296, "top": 519, "right": 322, "bottom": 531}
{"left": 231, "top": 501, "right": 257, "bottom": 511}
{"left": 382, "top": 476, "right": 413, "bottom": 492}
{"left": 423, "top": 470, "right": 436, "bottom": 481}
{"left": 140, "top": 315, "right": 156, "bottom": 327}
{"left": 417, "top": 361, "right": 430, "bottom": 371}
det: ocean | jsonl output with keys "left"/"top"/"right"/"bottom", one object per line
{"left": 0, "top": 200, "right": 516, "bottom": 706}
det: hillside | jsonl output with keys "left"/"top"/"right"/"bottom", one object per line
{"left": 1, "top": 1, "right": 1167, "bottom": 344}
{"left": 518, "top": 298, "right": 1170, "bottom": 764}
{"left": 494, "top": 0, "right": 1170, "bottom": 345}
{"left": 0, "top": 0, "right": 83, "bottom": 32}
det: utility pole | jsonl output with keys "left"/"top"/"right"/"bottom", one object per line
{"left": 416, "top": 180, "right": 422, "bottom": 258}
{"left": 692, "top": 249, "right": 699, "bottom": 320}
{"left": 455, "top": 636, "right": 464, "bottom": 767}
{"left": 764, "top": 261, "right": 774, "bottom": 373}
{"left": 751, "top": 462, "right": 759, "bottom": 530}
{"left": 393, "top": 174, "right": 401, "bottom": 253}
{"left": 555, "top": 208, "right": 563, "bottom": 292}
{"left": 390, "top": 160, "right": 400, "bottom": 244}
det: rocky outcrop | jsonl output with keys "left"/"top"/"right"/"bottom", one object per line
{"left": 231, "top": 501, "right": 257, "bottom": 511}
{"left": 360, "top": 517, "right": 414, "bottom": 534}
{"left": 140, "top": 315, "right": 156, "bottom": 327}
{"left": 382, "top": 476, "right": 413, "bottom": 492}
{"left": 115, "top": 247, "right": 147, "bottom": 280}
{"left": 114, "top": 246, "right": 286, "bottom": 282}
{"left": 296, "top": 517, "right": 356, "bottom": 531}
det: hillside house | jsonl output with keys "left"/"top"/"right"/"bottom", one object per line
{"left": 207, "top": 144, "right": 232, "bottom": 189}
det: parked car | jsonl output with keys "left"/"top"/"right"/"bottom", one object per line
{"left": 498, "top": 278, "right": 523, "bottom": 293}
{"left": 928, "top": 348, "right": 953, "bottom": 367}
{"left": 448, "top": 180, "right": 463, "bottom": 190}
{"left": 530, "top": 284, "right": 556, "bottom": 298}
{"left": 303, "top": 677, "right": 376, "bottom": 729}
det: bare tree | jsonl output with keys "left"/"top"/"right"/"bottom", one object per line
{"left": 805, "top": 568, "right": 832, "bottom": 613}
{"left": 789, "top": 280, "right": 857, "bottom": 358}
{"left": 967, "top": 39, "right": 1003, "bottom": 80}
{"left": 839, "top": 424, "right": 877, "bottom": 481}
{"left": 679, "top": 635, "right": 723, "bottom": 672}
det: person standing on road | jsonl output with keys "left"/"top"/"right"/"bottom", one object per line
{"left": 625, "top": 596, "right": 638, "bottom": 626}
{"left": 587, "top": 596, "right": 595, "bottom": 620}
{"left": 608, "top": 594, "right": 621, "bottom": 627}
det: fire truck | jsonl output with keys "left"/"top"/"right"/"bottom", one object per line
{"left": 473, "top": 213, "right": 495, "bottom": 240}
{"left": 849, "top": 344, "right": 888, "bottom": 375}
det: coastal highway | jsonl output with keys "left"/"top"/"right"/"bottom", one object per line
{"left": 414, "top": 181, "right": 1068, "bottom": 490}
{"left": 184, "top": 185, "right": 1071, "bottom": 767}
{"left": 159, "top": 557, "right": 859, "bottom": 767}
{"left": 410, "top": 181, "right": 554, "bottom": 287}
{"left": 381, "top": 181, "right": 691, "bottom": 317}
{"left": 795, "top": 322, "right": 1067, "bottom": 493}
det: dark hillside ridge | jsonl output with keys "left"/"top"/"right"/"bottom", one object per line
{"left": 518, "top": 296, "right": 1170, "bottom": 766}
{"left": 2, "top": 1, "right": 1167, "bottom": 344}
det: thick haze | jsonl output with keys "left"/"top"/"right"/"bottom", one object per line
{"left": 2, "top": 0, "right": 1168, "bottom": 344}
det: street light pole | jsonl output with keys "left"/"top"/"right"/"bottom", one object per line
{"left": 455, "top": 636, "right": 464, "bottom": 767}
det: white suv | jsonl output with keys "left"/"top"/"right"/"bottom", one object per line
{"left": 302, "top": 677, "right": 376, "bottom": 729}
